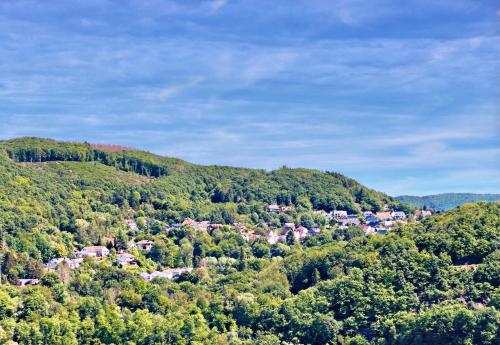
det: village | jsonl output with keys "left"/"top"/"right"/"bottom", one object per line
{"left": 17, "top": 205, "right": 432, "bottom": 288}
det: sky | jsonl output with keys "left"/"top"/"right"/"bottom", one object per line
{"left": 0, "top": 0, "right": 499, "bottom": 196}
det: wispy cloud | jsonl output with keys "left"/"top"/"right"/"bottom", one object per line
{"left": 208, "top": 0, "right": 228, "bottom": 13}
{"left": 139, "top": 77, "right": 204, "bottom": 101}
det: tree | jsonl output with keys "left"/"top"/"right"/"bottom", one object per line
{"left": 299, "top": 214, "right": 314, "bottom": 228}
{"left": 115, "top": 229, "right": 128, "bottom": 251}
{"left": 296, "top": 195, "right": 313, "bottom": 211}
{"left": 286, "top": 231, "right": 298, "bottom": 246}
{"left": 180, "top": 238, "right": 194, "bottom": 267}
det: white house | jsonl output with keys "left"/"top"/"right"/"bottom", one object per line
{"left": 266, "top": 230, "right": 279, "bottom": 244}
{"left": 333, "top": 210, "right": 348, "bottom": 219}
{"left": 17, "top": 279, "right": 39, "bottom": 287}
{"left": 78, "top": 246, "right": 110, "bottom": 258}
{"left": 124, "top": 219, "right": 138, "bottom": 230}
{"left": 417, "top": 210, "right": 432, "bottom": 219}
{"left": 391, "top": 211, "right": 407, "bottom": 220}
{"left": 293, "top": 226, "right": 309, "bottom": 241}
{"left": 267, "top": 204, "right": 280, "bottom": 212}
{"left": 117, "top": 253, "right": 135, "bottom": 266}
{"left": 136, "top": 240, "right": 154, "bottom": 251}
{"left": 308, "top": 227, "right": 321, "bottom": 236}
{"left": 140, "top": 268, "right": 193, "bottom": 281}
{"left": 45, "top": 257, "right": 83, "bottom": 271}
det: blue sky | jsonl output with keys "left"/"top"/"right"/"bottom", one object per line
{"left": 1, "top": 0, "right": 499, "bottom": 196}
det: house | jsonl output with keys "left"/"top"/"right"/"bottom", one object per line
{"left": 267, "top": 204, "right": 280, "bottom": 212}
{"left": 45, "top": 258, "right": 65, "bottom": 270}
{"left": 375, "top": 227, "right": 389, "bottom": 235}
{"left": 196, "top": 221, "right": 210, "bottom": 231}
{"left": 79, "top": 246, "right": 110, "bottom": 258}
{"left": 294, "top": 226, "right": 309, "bottom": 241}
{"left": 140, "top": 268, "right": 193, "bottom": 281}
{"left": 136, "top": 240, "right": 154, "bottom": 251}
{"left": 45, "top": 257, "right": 83, "bottom": 271}
{"left": 338, "top": 217, "right": 360, "bottom": 227}
{"left": 308, "top": 227, "right": 321, "bottom": 235}
{"left": 391, "top": 211, "right": 406, "bottom": 220}
{"left": 17, "top": 279, "right": 39, "bottom": 287}
{"left": 169, "top": 223, "right": 183, "bottom": 230}
{"left": 281, "top": 206, "right": 293, "bottom": 212}
{"left": 338, "top": 219, "right": 349, "bottom": 227}
{"left": 384, "top": 220, "right": 395, "bottom": 228}
{"left": 296, "top": 225, "right": 308, "bottom": 233}
{"left": 365, "top": 215, "right": 379, "bottom": 225}
{"left": 266, "top": 230, "right": 287, "bottom": 244}
{"left": 117, "top": 253, "right": 135, "bottom": 266}
{"left": 124, "top": 219, "right": 138, "bottom": 230}
{"left": 417, "top": 210, "right": 432, "bottom": 219}
{"left": 208, "top": 223, "right": 224, "bottom": 232}
{"left": 363, "top": 211, "right": 374, "bottom": 218}
{"left": 266, "top": 230, "right": 279, "bottom": 244}
{"left": 347, "top": 216, "right": 361, "bottom": 226}
{"left": 359, "top": 224, "right": 376, "bottom": 235}
{"left": 182, "top": 218, "right": 197, "bottom": 226}
{"left": 375, "top": 211, "right": 392, "bottom": 221}
{"left": 333, "top": 210, "right": 348, "bottom": 219}
{"left": 313, "top": 210, "right": 327, "bottom": 216}
{"left": 168, "top": 268, "right": 193, "bottom": 279}
{"left": 240, "top": 232, "right": 250, "bottom": 242}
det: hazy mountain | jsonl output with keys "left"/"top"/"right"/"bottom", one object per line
{"left": 396, "top": 193, "right": 500, "bottom": 211}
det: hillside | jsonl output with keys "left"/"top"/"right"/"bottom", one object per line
{"left": 0, "top": 138, "right": 410, "bottom": 230}
{"left": 0, "top": 137, "right": 498, "bottom": 344}
{"left": 397, "top": 193, "right": 500, "bottom": 211}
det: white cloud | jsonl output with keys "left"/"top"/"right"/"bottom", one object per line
{"left": 208, "top": 0, "right": 228, "bottom": 13}
{"left": 139, "top": 77, "right": 204, "bottom": 101}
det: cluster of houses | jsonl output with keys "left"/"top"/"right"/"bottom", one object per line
{"left": 35, "top": 239, "right": 150, "bottom": 285}
{"left": 18, "top": 207, "right": 433, "bottom": 288}
{"left": 126, "top": 206, "right": 424, "bottom": 246}
{"left": 261, "top": 204, "right": 432, "bottom": 242}
{"left": 45, "top": 257, "right": 84, "bottom": 271}
{"left": 266, "top": 223, "right": 322, "bottom": 244}
{"left": 332, "top": 210, "right": 407, "bottom": 235}
{"left": 30, "top": 232, "right": 196, "bottom": 288}
{"left": 166, "top": 218, "right": 224, "bottom": 232}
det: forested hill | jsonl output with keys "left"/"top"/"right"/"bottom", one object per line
{"left": 0, "top": 137, "right": 498, "bottom": 344}
{"left": 397, "top": 193, "right": 500, "bottom": 211}
{"left": 0, "top": 137, "right": 410, "bottom": 221}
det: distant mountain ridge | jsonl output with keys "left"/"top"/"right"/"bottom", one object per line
{"left": 396, "top": 193, "right": 500, "bottom": 211}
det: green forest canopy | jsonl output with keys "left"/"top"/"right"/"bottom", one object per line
{"left": 0, "top": 137, "right": 498, "bottom": 345}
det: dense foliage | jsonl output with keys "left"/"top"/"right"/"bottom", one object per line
{"left": 0, "top": 138, "right": 498, "bottom": 345}
{"left": 397, "top": 193, "right": 500, "bottom": 211}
